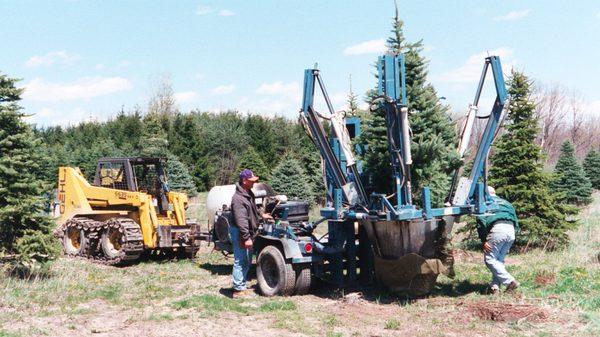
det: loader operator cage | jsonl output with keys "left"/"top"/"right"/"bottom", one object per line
{"left": 93, "top": 157, "right": 168, "bottom": 197}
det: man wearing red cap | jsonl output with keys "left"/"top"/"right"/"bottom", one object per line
{"left": 230, "top": 169, "right": 272, "bottom": 297}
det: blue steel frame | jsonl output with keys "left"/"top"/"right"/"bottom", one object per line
{"left": 300, "top": 55, "right": 509, "bottom": 223}
{"left": 377, "top": 55, "right": 412, "bottom": 210}
{"left": 464, "top": 56, "right": 508, "bottom": 209}
{"left": 301, "top": 69, "right": 366, "bottom": 219}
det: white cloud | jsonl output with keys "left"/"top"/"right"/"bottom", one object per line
{"left": 597, "top": 11, "right": 600, "bottom": 19}
{"left": 227, "top": 81, "right": 301, "bottom": 116}
{"left": 25, "top": 51, "right": 81, "bottom": 68}
{"left": 196, "top": 5, "right": 212, "bottom": 15}
{"left": 211, "top": 84, "right": 235, "bottom": 95}
{"left": 26, "top": 107, "right": 95, "bottom": 126}
{"left": 494, "top": 9, "right": 531, "bottom": 21}
{"left": 343, "top": 38, "right": 386, "bottom": 55}
{"left": 174, "top": 91, "right": 199, "bottom": 103}
{"left": 218, "top": 9, "right": 235, "bottom": 16}
{"left": 436, "top": 48, "right": 516, "bottom": 83}
{"left": 255, "top": 81, "right": 301, "bottom": 100}
{"left": 23, "top": 77, "right": 133, "bottom": 102}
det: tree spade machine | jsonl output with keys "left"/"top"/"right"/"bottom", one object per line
{"left": 208, "top": 52, "right": 516, "bottom": 296}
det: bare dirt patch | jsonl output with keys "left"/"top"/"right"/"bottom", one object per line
{"left": 464, "top": 300, "right": 548, "bottom": 322}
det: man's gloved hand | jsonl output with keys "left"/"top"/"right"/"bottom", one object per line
{"left": 483, "top": 241, "right": 492, "bottom": 253}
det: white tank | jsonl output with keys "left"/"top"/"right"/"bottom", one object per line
{"left": 206, "top": 184, "right": 236, "bottom": 227}
{"left": 205, "top": 183, "right": 276, "bottom": 227}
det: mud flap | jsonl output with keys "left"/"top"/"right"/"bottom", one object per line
{"left": 374, "top": 253, "right": 446, "bottom": 297}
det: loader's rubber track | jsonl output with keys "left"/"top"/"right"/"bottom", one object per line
{"left": 55, "top": 217, "right": 144, "bottom": 266}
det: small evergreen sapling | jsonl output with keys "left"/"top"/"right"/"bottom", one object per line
{"left": 583, "top": 149, "right": 600, "bottom": 190}
{"left": 551, "top": 141, "right": 593, "bottom": 205}
{"left": 269, "top": 154, "right": 314, "bottom": 204}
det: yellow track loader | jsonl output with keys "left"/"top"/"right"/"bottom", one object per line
{"left": 53, "top": 157, "right": 205, "bottom": 265}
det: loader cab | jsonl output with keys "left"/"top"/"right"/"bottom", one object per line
{"left": 93, "top": 157, "right": 170, "bottom": 213}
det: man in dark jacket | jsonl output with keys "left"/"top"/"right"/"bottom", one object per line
{"left": 230, "top": 169, "right": 272, "bottom": 297}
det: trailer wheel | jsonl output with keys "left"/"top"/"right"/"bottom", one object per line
{"left": 257, "top": 246, "right": 295, "bottom": 296}
{"left": 294, "top": 264, "right": 312, "bottom": 295}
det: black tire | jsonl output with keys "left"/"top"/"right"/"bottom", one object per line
{"left": 63, "top": 226, "right": 88, "bottom": 256}
{"left": 294, "top": 264, "right": 312, "bottom": 295}
{"left": 256, "top": 246, "right": 296, "bottom": 297}
{"left": 99, "top": 218, "right": 143, "bottom": 265}
{"left": 100, "top": 226, "right": 125, "bottom": 259}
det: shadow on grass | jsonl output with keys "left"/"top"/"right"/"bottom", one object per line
{"left": 198, "top": 263, "right": 231, "bottom": 275}
{"left": 430, "top": 280, "right": 489, "bottom": 297}
{"left": 198, "top": 263, "right": 256, "bottom": 278}
{"left": 139, "top": 249, "right": 199, "bottom": 263}
{"left": 309, "top": 277, "right": 488, "bottom": 305}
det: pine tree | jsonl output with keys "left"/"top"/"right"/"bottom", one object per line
{"left": 0, "top": 73, "right": 59, "bottom": 268}
{"left": 141, "top": 112, "right": 170, "bottom": 157}
{"left": 291, "top": 124, "right": 325, "bottom": 204}
{"left": 489, "top": 70, "right": 575, "bottom": 248}
{"left": 141, "top": 112, "right": 196, "bottom": 195}
{"left": 166, "top": 153, "right": 197, "bottom": 195}
{"left": 583, "top": 149, "right": 600, "bottom": 189}
{"left": 269, "top": 154, "right": 313, "bottom": 203}
{"left": 235, "top": 146, "right": 269, "bottom": 182}
{"left": 244, "top": 115, "right": 277, "bottom": 172}
{"left": 345, "top": 76, "right": 365, "bottom": 119}
{"left": 551, "top": 141, "right": 593, "bottom": 205}
{"left": 360, "top": 9, "right": 459, "bottom": 206}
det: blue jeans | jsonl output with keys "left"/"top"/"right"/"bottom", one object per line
{"left": 484, "top": 221, "right": 516, "bottom": 287}
{"left": 229, "top": 225, "right": 253, "bottom": 291}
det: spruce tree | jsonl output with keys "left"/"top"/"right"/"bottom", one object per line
{"left": 141, "top": 112, "right": 196, "bottom": 195}
{"left": 0, "top": 73, "right": 59, "bottom": 268}
{"left": 489, "top": 70, "right": 575, "bottom": 248}
{"left": 141, "top": 112, "right": 170, "bottom": 157}
{"left": 244, "top": 115, "right": 277, "bottom": 172}
{"left": 166, "top": 153, "right": 197, "bottom": 195}
{"left": 269, "top": 154, "right": 313, "bottom": 203}
{"left": 551, "top": 141, "right": 593, "bottom": 205}
{"left": 345, "top": 77, "right": 365, "bottom": 119}
{"left": 235, "top": 146, "right": 269, "bottom": 182}
{"left": 583, "top": 149, "right": 600, "bottom": 190}
{"left": 360, "top": 10, "right": 459, "bottom": 206}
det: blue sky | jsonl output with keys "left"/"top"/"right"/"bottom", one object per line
{"left": 1, "top": 0, "right": 599, "bottom": 126}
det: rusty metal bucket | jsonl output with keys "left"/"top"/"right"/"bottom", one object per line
{"left": 361, "top": 216, "right": 455, "bottom": 296}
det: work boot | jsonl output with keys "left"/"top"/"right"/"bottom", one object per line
{"left": 232, "top": 289, "right": 255, "bottom": 299}
{"left": 505, "top": 280, "right": 520, "bottom": 292}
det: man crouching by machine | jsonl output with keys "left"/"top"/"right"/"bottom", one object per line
{"left": 230, "top": 169, "right": 273, "bottom": 298}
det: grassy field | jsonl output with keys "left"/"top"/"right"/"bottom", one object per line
{"left": 1, "top": 193, "right": 598, "bottom": 336}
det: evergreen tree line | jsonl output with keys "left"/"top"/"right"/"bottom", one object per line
{"left": 34, "top": 109, "right": 324, "bottom": 204}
